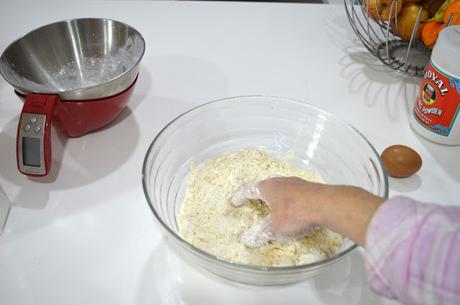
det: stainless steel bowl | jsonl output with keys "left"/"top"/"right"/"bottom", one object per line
{"left": 0, "top": 18, "right": 145, "bottom": 100}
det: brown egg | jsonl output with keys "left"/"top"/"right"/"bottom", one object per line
{"left": 381, "top": 145, "right": 422, "bottom": 178}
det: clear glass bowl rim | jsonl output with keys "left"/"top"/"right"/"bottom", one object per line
{"left": 141, "top": 95, "right": 389, "bottom": 272}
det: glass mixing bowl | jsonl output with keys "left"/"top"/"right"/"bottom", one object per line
{"left": 142, "top": 95, "right": 388, "bottom": 286}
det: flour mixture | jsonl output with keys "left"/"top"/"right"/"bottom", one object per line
{"left": 177, "top": 149, "right": 343, "bottom": 267}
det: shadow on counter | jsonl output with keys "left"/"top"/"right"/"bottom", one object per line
{"left": 339, "top": 46, "right": 420, "bottom": 121}
{"left": 135, "top": 237, "right": 381, "bottom": 305}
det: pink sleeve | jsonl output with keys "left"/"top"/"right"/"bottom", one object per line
{"left": 365, "top": 196, "right": 460, "bottom": 305}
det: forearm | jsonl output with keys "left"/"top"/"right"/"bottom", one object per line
{"left": 241, "top": 177, "right": 460, "bottom": 304}
{"left": 248, "top": 178, "right": 385, "bottom": 244}
{"left": 365, "top": 196, "right": 460, "bottom": 304}
{"left": 305, "top": 185, "right": 385, "bottom": 246}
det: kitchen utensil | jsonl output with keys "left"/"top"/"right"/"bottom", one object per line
{"left": 142, "top": 95, "right": 389, "bottom": 286}
{"left": 0, "top": 18, "right": 145, "bottom": 176}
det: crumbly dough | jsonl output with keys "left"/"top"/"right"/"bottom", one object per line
{"left": 177, "top": 149, "right": 343, "bottom": 267}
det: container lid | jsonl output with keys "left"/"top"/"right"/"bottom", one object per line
{"left": 432, "top": 26, "right": 460, "bottom": 77}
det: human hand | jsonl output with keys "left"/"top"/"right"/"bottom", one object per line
{"left": 231, "top": 177, "right": 323, "bottom": 247}
{"left": 231, "top": 176, "right": 385, "bottom": 247}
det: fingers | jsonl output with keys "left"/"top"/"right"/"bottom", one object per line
{"left": 230, "top": 176, "right": 286, "bottom": 207}
{"left": 230, "top": 181, "right": 263, "bottom": 206}
{"left": 241, "top": 216, "right": 322, "bottom": 248}
{"left": 241, "top": 217, "right": 274, "bottom": 248}
{"left": 287, "top": 225, "right": 321, "bottom": 238}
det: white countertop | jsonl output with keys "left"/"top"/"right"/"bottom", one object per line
{"left": 0, "top": 1, "right": 459, "bottom": 304}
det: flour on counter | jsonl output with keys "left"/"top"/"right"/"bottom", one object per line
{"left": 177, "top": 149, "right": 343, "bottom": 267}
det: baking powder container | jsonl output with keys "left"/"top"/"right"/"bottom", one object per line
{"left": 409, "top": 26, "right": 460, "bottom": 145}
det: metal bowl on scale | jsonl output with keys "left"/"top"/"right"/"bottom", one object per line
{"left": 0, "top": 18, "right": 145, "bottom": 177}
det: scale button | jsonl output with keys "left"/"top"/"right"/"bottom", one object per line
{"left": 30, "top": 117, "right": 37, "bottom": 124}
{"left": 23, "top": 124, "right": 31, "bottom": 132}
{"left": 33, "top": 125, "right": 41, "bottom": 133}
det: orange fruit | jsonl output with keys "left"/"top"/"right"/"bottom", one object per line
{"left": 443, "top": 0, "right": 460, "bottom": 25}
{"left": 363, "top": 0, "right": 402, "bottom": 20}
{"left": 393, "top": 3, "right": 430, "bottom": 41}
{"left": 381, "top": 0, "right": 403, "bottom": 20}
{"left": 421, "top": 21, "right": 445, "bottom": 48}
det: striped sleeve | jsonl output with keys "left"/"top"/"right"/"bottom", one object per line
{"left": 365, "top": 196, "right": 460, "bottom": 305}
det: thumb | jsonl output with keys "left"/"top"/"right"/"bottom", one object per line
{"left": 241, "top": 216, "right": 274, "bottom": 248}
{"left": 230, "top": 181, "right": 263, "bottom": 206}
{"left": 242, "top": 216, "right": 322, "bottom": 248}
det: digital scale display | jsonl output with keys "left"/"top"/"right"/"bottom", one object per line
{"left": 16, "top": 106, "right": 51, "bottom": 177}
{"left": 22, "top": 137, "right": 41, "bottom": 167}
{"left": 17, "top": 110, "right": 47, "bottom": 176}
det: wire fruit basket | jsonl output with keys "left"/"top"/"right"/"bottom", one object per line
{"left": 344, "top": 0, "right": 433, "bottom": 77}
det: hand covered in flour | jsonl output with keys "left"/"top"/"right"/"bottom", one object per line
{"left": 231, "top": 177, "right": 385, "bottom": 248}
{"left": 231, "top": 177, "right": 322, "bottom": 248}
